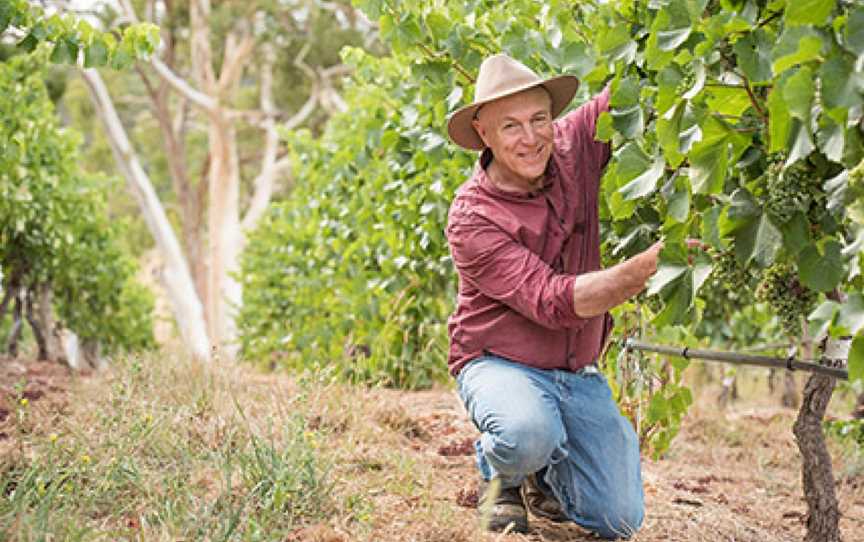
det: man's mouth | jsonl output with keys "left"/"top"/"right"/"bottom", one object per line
{"left": 518, "top": 147, "right": 544, "bottom": 161}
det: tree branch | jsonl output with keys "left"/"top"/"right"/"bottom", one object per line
{"left": 217, "top": 31, "right": 256, "bottom": 97}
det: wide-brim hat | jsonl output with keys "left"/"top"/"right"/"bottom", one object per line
{"left": 447, "top": 54, "right": 580, "bottom": 151}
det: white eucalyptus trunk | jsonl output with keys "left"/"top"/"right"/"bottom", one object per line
{"left": 80, "top": 68, "right": 212, "bottom": 362}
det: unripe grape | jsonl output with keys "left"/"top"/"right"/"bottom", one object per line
{"left": 755, "top": 263, "right": 816, "bottom": 337}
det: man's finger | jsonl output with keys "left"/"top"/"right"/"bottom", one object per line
{"left": 685, "top": 238, "right": 708, "bottom": 250}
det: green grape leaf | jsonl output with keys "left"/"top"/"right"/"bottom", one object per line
{"left": 647, "top": 393, "right": 670, "bottom": 423}
{"left": 652, "top": 269, "right": 693, "bottom": 327}
{"left": 848, "top": 333, "right": 864, "bottom": 383}
{"left": 611, "top": 105, "right": 644, "bottom": 139}
{"left": 750, "top": 213, "right": 782, "bottom": 267}
{"left": 657, "top": 27, "right": 692, "bottom": 52}
{"left": 819, "top": 52, "right": 864, "bottom": 110}
{"left": 784, "top": 0, "right": 834, "bottom": 27}
{"left": 733, "top": 30, "right": 773, "bottom": 83}
{"left": 619, "top": 157, "right": 665, "bottom": 201}
{"left": 844, "top": 8, "right": 864, "bottom": 55}
{"left": 84, "top": 37, "right": 109, "bottom": 68}
{"left": 798, "top": 240, "right": 846, "bottom": 292}
{"left": 783, "top": 66, "right": 814, "bottom": 121}
{"left": 425, "top": 12, "right": 450, "bottom": 41}
{"left": 657, "top": 103, "right": 685, "bottom": 166}
{"left": 772, "top": 26, "right": 824, "bottom": 75}
{"left": 647, "top": 264, "right": 688, "bottom": 296}
{"left": 837, "top": 293, "right": 864, "bottom": 335}
{"left": 817, "top": 114, "right": 846, "bottom": 163}
{"left": 786, "top": 119, "right": 815, "bottom": 166}
{"left": 688, "top": 138, "right": 728, "bottom": 195}
{"left": 779, "top": 212, "right": 811, "bottom": 255}
{"left": 768, "top": 85, "right": 791, "bottom": 154}
{"left": 808, "top": 300, "right": 840, "bottom": 338}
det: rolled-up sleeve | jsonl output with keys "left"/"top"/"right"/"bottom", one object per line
{"left": 556, "top": 86, "right": 611, "bottom": 174}
{"left": 448, "top": 214, "right": 588, "bottom": 331}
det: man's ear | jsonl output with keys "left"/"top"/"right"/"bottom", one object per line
{"left": 472, "top": 118, "right": 490, "bottom": 148}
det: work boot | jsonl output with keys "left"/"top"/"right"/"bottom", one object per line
{"left": 523, "top": 472, "right": 570, "bottom": 523}
{"left": 478, "top": 478, "right": 529, "bottom": 533}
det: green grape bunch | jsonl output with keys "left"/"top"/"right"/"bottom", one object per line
{"left": 675, "top": 65, "right": 696, "bottom": 96}
{"left": 709, "top": 248, "right": 753, "bottom": 293}
{"left": 765, "top": 160, "right": 814, "bottom": 224}
{"left": 755, "top": 263, "right": 817, "bottom": 337}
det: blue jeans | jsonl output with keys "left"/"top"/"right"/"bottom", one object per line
{"left": 457, "top": 354, "right": 644, "bottom": 540}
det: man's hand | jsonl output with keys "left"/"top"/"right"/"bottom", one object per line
{"left": 628, "top": 241, "right": 662, "bottom": 285}
{"left": 571, "top": 241, "right": 662, "bottom": 318}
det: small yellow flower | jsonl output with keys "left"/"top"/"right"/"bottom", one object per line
{"left": 80, "top": 454, "right": 91, "bottom": 465}
{"left": 49, "top": 433, "right": 58, "bottom": 443}
{"left": 19, "top": 398, "right": 28, "bottom": 407}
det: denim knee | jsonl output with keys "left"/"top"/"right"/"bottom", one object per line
{"left": 482, "top": 416, "right": 562, "bottom": 477}
{"left": 582, "top": 497, "right": 644, "bottom": 540}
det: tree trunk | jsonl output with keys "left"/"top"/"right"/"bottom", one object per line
{"left": 205, "top": 110, "right": 242, "bottom": 356}
{"left": 23, "top": 286, "right": 49, "bottom": 361}
{"left": 80, "top": 338, "right": 106, "bottom": 371}
{"left": 80, "top": 68, "right": 211, "bottom": 362}
{"left": 782, "top": 371, "right": 799, "bottom": 408}
{"left": 853, "top": 392, "right": 864, "bottom": 419}
{"left": 792, "top": 372, "right": 842, "bottom": 542}
{"left": 6, "top": 294, "right": 23, "bottom": 357}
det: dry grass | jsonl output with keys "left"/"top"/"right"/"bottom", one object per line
{"left": 0, "top": 354, "right": 862, "bottom": 541}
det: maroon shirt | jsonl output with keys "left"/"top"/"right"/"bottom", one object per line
{"left": 446, "top": 88, "right": 612, "bottom": 377}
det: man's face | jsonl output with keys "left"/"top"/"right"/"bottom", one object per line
{"left": 472, "top": 87, "right": 554, "bottom": 185}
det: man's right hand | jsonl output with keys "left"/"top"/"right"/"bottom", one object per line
{"left": 629, "top": 241, "right": 663, "bottom": 285}
{"left": 571, "top": 241, "right": 662, "bottom": 319}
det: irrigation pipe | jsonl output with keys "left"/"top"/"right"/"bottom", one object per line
{"left": 623, "top": 339, "right": 848, "bottom": 381}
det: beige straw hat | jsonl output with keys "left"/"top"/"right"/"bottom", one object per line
{"left": 446, "top": 54, "right": 580, "bottom": 151}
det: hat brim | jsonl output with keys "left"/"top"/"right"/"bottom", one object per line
{"left": 446, "top": 75, "right": 580, "bottom": 151}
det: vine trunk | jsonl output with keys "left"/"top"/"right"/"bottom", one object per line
{"left": 792, "top": 373, "right": 841, "bottom": 542}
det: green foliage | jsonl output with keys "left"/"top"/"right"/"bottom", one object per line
{"left": 0, "top": 0, "right": 159, "bottom": 69}
{"left": 0, "top": 51, "right": 154, "bottom": 353}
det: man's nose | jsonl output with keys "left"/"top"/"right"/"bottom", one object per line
{"left": 520, "top": 123, "right": 539, "bottom": 144}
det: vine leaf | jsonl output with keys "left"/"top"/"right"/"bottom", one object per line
{"left": 619, "top": 157, "right": 664, "bottom": 201}
{"left": 819, "top": 53, "right": 864, "bottom": 110}
{"left": 733, "top": 29, "right": 772, "bottom": 83}
{"left": 772, "top": 26, "right": 824, "bottom": 76}
{"left": 784, "top": 0, "right": 834, "bottom": 27}
{"left": 798, "top": 240, "right": 846, "bottom": 292}
{"left": 647, "top": 263, "right": 688, "bottom": 296}
{"left": 837, "top": 293, "right": 864, "bottom": 335}
{"left": 848, "top": 334, "right": 864, "bottom": 383}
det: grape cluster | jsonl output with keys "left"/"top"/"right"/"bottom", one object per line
{"left": 755, "top": 263, "right": 817, "bottom": 337}
{"left": 696, "top": 247, "right": 755, "bottom": 325}
{"left": 676, "top": 67, "right": 696, "bottom": 96}
{"left": 765, "top": 160, "right": 813, "bottom": 224}
{"left": 709, "top": 248, "right": 752, "bottom": 293}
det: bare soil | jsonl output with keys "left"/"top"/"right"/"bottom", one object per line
{"left": 2, "top": 356, "right": 863, "bottom": 541}
{"left": 323, "top": 374, "right": 864, "bottom": 541}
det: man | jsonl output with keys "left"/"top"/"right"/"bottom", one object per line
{"left": 445, "top": 54, "right": 661, "bottom": 539}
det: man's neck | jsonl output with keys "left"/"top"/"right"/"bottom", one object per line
{"left": 487, "top": 160, "right": 546, "bottom": 194}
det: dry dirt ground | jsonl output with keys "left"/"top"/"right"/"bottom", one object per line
{"left": 2, "top": 356, "right": 863, "bottom": 542}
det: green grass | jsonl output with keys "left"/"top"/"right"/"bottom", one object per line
{"left": 0, "top": 353, "right": 340, "bottom": 541}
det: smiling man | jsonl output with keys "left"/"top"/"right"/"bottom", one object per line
{"left": 445, "top": 54, "right": 661, "bottom": 539}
